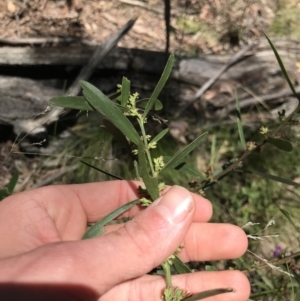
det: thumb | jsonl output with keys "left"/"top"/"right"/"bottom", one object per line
{"left": 1, "top": 186, "right": 195, "bottom": 298}
{"left": 90, "top": 185, "right": 195, "bottom": 294}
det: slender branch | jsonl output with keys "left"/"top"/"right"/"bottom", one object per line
{"left": 119, "top": 0, "right": 163, "bottom": 14}
{"left": 243, "top": 250, "right": 300, "bottom": 273}
{"left": 137, "top": 118, "right": 156, "bottom": 177}
{"left": 162, "top": 261, "right": 172, "bottom": 288}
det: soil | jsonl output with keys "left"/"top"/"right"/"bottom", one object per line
{"left": 0, "top": 0, "right": 280, "bottom": 53}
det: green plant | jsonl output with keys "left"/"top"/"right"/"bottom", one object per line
{"left": 50, "top": 54, "right": 233, "bottom": 300}
{"left": 0, "top": 172, "right": 18, "bottom": 201}
{"left": 49, "top": 36, "right": 300, "bottom": 300}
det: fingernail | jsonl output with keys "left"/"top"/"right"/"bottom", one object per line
{"left": 154, "top": 186, "right": 194, "bottom": 224}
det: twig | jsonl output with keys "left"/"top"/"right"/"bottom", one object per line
{"left": 244, "top": 250, "right": 300, "bottom": 274}
{"left": 174, "top": 43, "right": 256, "bottom": 118}
{"left": 41, "top": 0, "right": 48, "bottom": 11}
{"left": 118, "top": 0, "right": 163, "bottom": 14}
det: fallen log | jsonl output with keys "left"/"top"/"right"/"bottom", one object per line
{"left": 0, "top": 38, "right": 298, "bottom": 83}
{"left": 0, "top": 38, "right": 299, "bottom": 136}
{"left": 0, "top": 19, "right": 136, "bottom": 136}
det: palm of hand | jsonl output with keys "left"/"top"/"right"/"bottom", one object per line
{"left": 0, "top": 181, "right": 250, "bottom": 301}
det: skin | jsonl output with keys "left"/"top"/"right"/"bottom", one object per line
{"left": 0, "top": 181, "right": 250, "bottom": 301}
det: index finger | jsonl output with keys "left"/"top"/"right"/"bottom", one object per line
{"left": 69, "top": 180, "right": 212, "bottom": 222}
{"left": 38, "top": 180, "right": 212, "bottom": 222}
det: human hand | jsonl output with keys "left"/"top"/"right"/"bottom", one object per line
{"left": 0, "top": 181, "right": 250, "bottom": 300}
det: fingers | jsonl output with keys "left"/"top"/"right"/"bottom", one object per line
{"left": 180, "top": 223, "right": 248, "bottom": 261}
{"left": 100, "top": 270, "right": 250, "bottom": 301}
{"left": 72, "top": 180, "right": 212, "bottom": 222}
{"left": 34, "top": 180, "right": 213, "bottom": 223}
{"left": 104, "top": 222, "right": 248, "bottom": 262}
{"left": 1, "top": 186, "right": 196, "bottom": 297}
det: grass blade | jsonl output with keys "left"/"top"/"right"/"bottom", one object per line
{"left": 279, "top": 208, "right": 300, "bottom": 233}
{"left": 161, "top": 132, "right": 208, "bottom": 172}
{"left": 81, "top": 81, "right": 140, "bottom": 145}
{"left": 143, "top": 53, "right": 174, "bottom": 118}
{"left": 265, "top": 34, "right": 299, "bottom": 101}
{"left": 209, "top": 134, "right": 216, "bottom": 167}
{"left": 6, "top": 171, "right": 19, "bottom": 194}
{"left": 103, "top": 119, "right": 131, "bottom": 148}
{"left": 0, "top": 172, "right": 19, "bottom": 201}
{"left": 80, "top": 161, "right": 123, "bottom": 180}
{"left": 50, "top": 96, "right": 94, "bottom": 111}
{"left": 183, "top": 288, "right": 233, "bottom": 301}
{"left": 162, "top": 156, "right": 204, "bottom": 179}
{"left": 241, "top": 170, "right": 300, "bottom": 187}
{"left": 82, "top": 199, "right": 140, "bottom": 239}
{"left": 235, "top": 91, "right": 246, "bottom": 150}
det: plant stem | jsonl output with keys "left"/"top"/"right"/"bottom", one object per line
{"left": 197, "top": 144, "right": 261, "bottom": 190}
{"left": 162, "top": 261, "right": 172, "bottom": 287}
{"left": 137, "top": 117, "right": 156, "bottom": 177}
{"left": 243, "top": 250, "right": 300, "bottom": 273}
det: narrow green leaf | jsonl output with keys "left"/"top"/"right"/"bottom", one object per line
{"left": 50, "top": 96, "right": 94, "bottom": 111}
{"left": 80, "top": 161, "right": 123, "bottom": 180}
{"left": 138, "top": 142, "right": 159, "bottom": 200}
{"left": 137, "top": 98, "right": 163, "bottom": 111}
{"left": 143, "top": 53, "right": 174, "bottom": 118}
{"left": 265, "top": 34, "right": 299, "bottom": 100}
{"left": 173, "top": 255, "right": 192, "bottom": 274}
{"left": 175, "top": 163, "right": 205, "bottom": 179}
{"left": 205, "top": 265, "right": 217, "bottom": 271}
{"left": 162, "top": 156, "right": 204, "bottom": 179}
{"left": 81, "top": 81, "right": 140, "bottom": 145}
{"left": 267, "top": 136, "right": 293, "bottom": 152}
{"left": 103, "top": 119, "right": 130, "bottom": 148}
{"left": 6, "top": 171, "right": 19, "bottom": 194}
{"left": 121, "top": 77, "right": 130, "bottom": 107}
{"left": 82, "top": 199, "right": 140, "bottom": 239}
{"left": 235, "top": 91, "right": 246, "bottom": 150}
{"left": 279, "top": 208, "right": 300, "bottom": 233}
{"left": 115, "top": 104, "right": 127, "bottom": 112}
{"left": 0, "top": 172, "right": 19, "bottom": 201}
{"left": 291, "top": 271, "right": 300, "bottom": 285}
{"left": 209, "top": 134, "right": 216, "bottom": 167}
{"left": 241, "top": 170, "right": 300, "bottom": 187}
{"left": 150, "top": 128, "right": 169, "bottom": 144}
{"left": 0, "top": 188, "right": 9, "bottom": 201}
{"left": 183, "top": 288, "right": 233, "bottom": 301}
{"left": 107, "top": 91, "right": 121, "bottom": 101}
{"left": 161, "top": 132, "right": 208, "bottom": 172}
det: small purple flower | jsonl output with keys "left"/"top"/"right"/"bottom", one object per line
{"left": 273, "top": 245, "right": 282, "bottom": 257}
